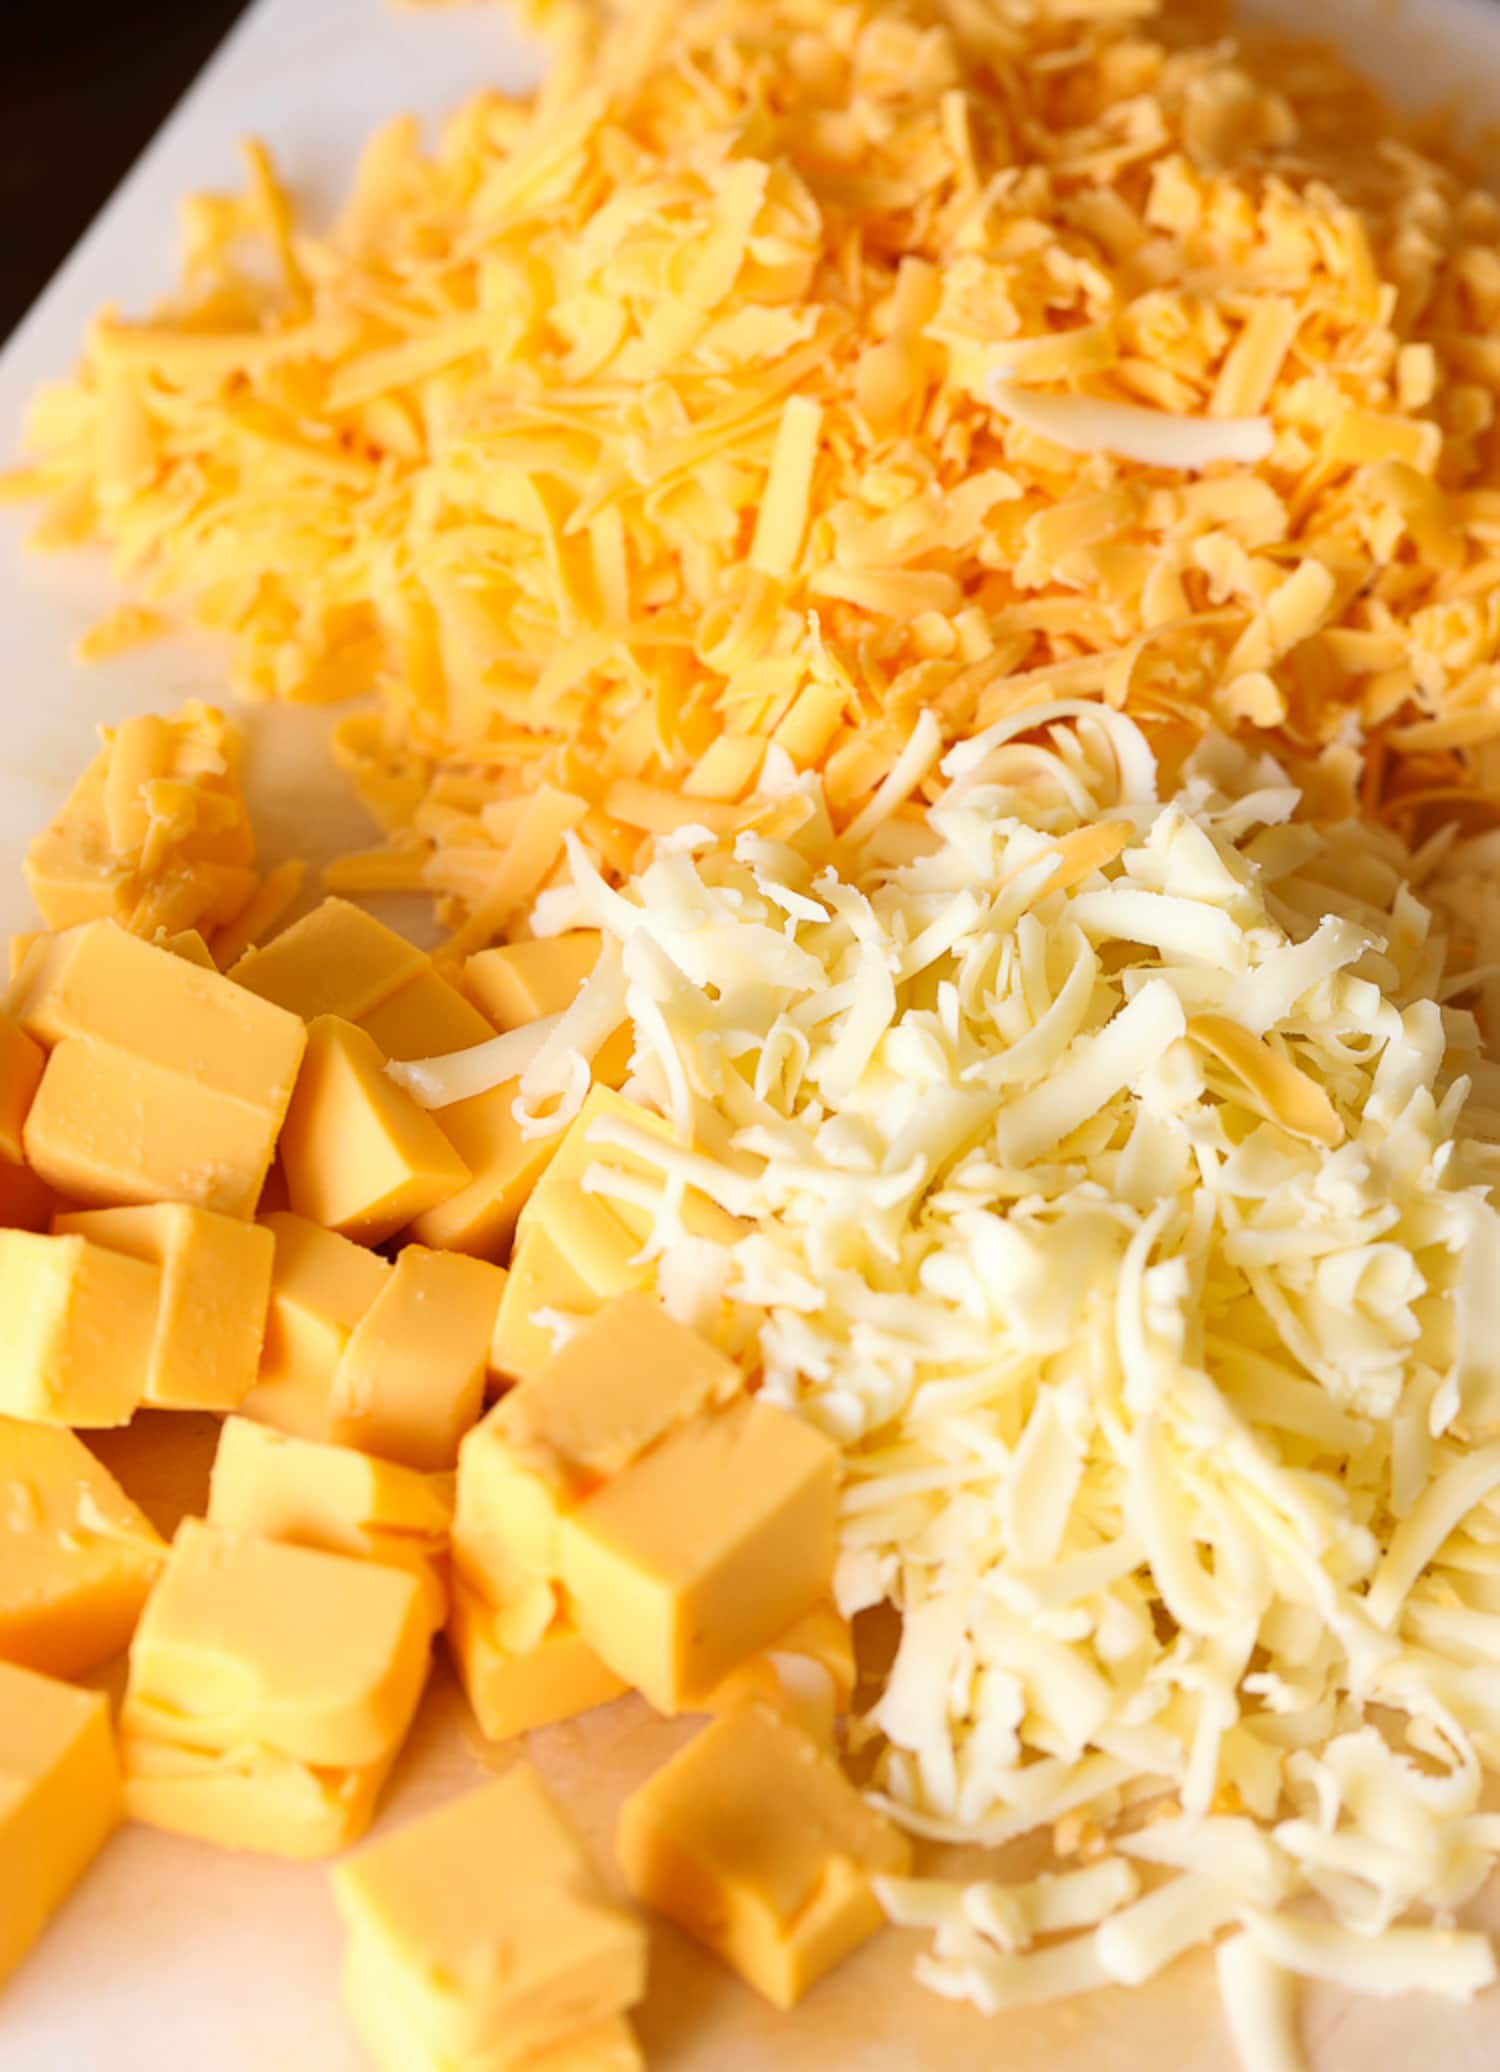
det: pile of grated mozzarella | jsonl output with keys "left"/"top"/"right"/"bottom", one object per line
{"left": 417, "top": 701, "right": 1500, "bottom": 2061}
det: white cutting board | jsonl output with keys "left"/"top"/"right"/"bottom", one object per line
{"left": 7, "top": 3, "right": 1500, "bottom": 2067}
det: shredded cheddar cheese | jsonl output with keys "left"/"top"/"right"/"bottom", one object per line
{"left": 403, "top": 704, "right": 1500, "bottom": 2048}
{"left": 16, "top": 0, "right": 1500, "bottom": 929}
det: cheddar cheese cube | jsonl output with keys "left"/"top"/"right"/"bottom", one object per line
{"left": 240, "top": 1212, "right": 391, "bottom": 1440}
{"left": 461, "top": 934, "right": 605, "bottom": 1029}
{"left": 409, "top": 1079, "right": 559, "bottom": 1260}
{"left": 332, "top": 1763, "right": 646, "bottom": 2063}
{"left": 122, "top": 1520, "right": 431, "bottom": 1856}
{"left": 14, "top": 922, "right": 305, "bottom": 1216}
{"left": 460, "top": 1298, "right": 740, "bottom": 1590}
{"left": 53, "top": 1203, "right": 274, "bottom": 1411}
{"left": 329, "top": 1245, "right": 505, "bottom": 1471}
{"left": 489, "top": 1223, "right": 642, "bottom": 1387}
{"left": 0, "top": 1417, "right": 165, "bottom": 1678}
{"left": 0, "top": 1012, "right": 44, "bottom": 1165}
{"left": 0, "top": 1661, "right": 121, "bottom": 1989}
{"left": 207, "top": 1416, "right": 452, "bottom": 1629}
{"left": 559, "top": 1397, "right": 838, "bottom": 1713}
{"left": 230, "top": 897, "right": 426, "bottom": 1024}
{"left": 447, "top": 1572, "right": 625, "bottom": 1743}
{"left": 617, "top": 1704, "right": 911, "bottom": 2008}
{"left": 278, "top": 1016, "right": 470, "bottom": 1245}
{"left": 0, "top": 1229, "right": 159, "bottom": 1426}
{"left": 157, "top": 928, "right": 218, "bottom": 969}
{"left": 359, "top": 965, "right": 495, "bottom": 1064}
{"left": 517, "top": 1086, "right": 744, "bottom": 1258}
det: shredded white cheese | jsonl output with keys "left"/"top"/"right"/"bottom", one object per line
{"left": 989, "top": 379, "right": 1274, "bottom": 471}
{"left": 430, "top": 704, "right": 1500, "bottom": 2041}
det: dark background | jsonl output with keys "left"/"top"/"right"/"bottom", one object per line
{"left": 5, "top": 1, "right": 252, "bottom": 342}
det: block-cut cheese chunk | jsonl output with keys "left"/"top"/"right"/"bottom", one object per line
{"left": 207, "top": 1417, "right": 452, "bottom": 1629}
{"left": 408, "top": 1079, "right": 560, "bottom": 1260}
{"left": 359, "top": 966, "right": 495, "bottom": 1064}
{"left": 461, "top": 1300, "right": 739, "bottom": 1593}
{"left": 124, "top": 1519, "right": 431, "bottom": 1768}
{"left": 329, "top": 1245, "right": 505, "bottom": 1471}
{"left": 230, "top": 897, "right": 427, "bottom": 1024}
{"left": 120, "top": 1730, "right": 400, "bottom": 1862}
{"left": 462, "top": 934, "right": 605, "bottom": 1030}
{"left": 122, "top": 1520, "right": 430, "bottom": 1856}
{"left": 461, "top": 936, "right": 632, "bottom": 1090}
{"left": 344, "top": 1913, "right": 643, "bottom": 2072}
{"left": 278, "top": 1016, "right": 470, "bottom": 1245}
{"left": 559, "top": 1397, "right": 838, "bottom": 1713}
{"left": 0, "top": 1661, "right": 121, "bottom": 1988}
{"left": 332, "top": 1763, "right": 646, "bottom": 2063}
{"left": 0, "top": 1012, "right": 44, "bottom": 1165}
{"left": 14, "top": 923, "right": 305, "bottom": 1217}
{"left": 617, "top": 1704, "right": 911, "bottom": 2008}
{"left": 0, "top": 1417, "right": 165, "bottom": 1677}
{"left": 509, "top": 1296, "right": 741, "bottom": 1480}
{"left": 53, "top": 1204, "right": 274, "bottom": 1411}
{"left": 703, "top": 1601, "right": 856, "bottom": 1747}
{"left": 158, "top": 928, "right": 217, "bottom": 969}
{"left": 240, "top": 1212, "right": 391, "bottom": 1440}
{"left": 0, "top": 1229, "right": 159, "bottom": 1426}
{"left": 490, "top": 1224, "right": 644, "bottom": 1387}
{"left": 447, "top": 1572, "right": 625, "bottom": 1743}
{"left": 11, "top": 920, "right": 304, "bottom": 1108}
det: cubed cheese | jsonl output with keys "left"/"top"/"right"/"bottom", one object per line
{"left": 53, "top": 1204, "right": 274, "bottom": 1411}
{"left": 0, "top": 1417, "right": 165, "bottom": 1677}
{"left": 329, "top": 1245, "right": 505, "bottom": 1471}
{"left": 489, "top": 1223, "right": 641, "bottom": 1388}
{"left": 617, "top": 1704, "right": 911, "bottom": 2008}
{"left": 14, "top": 922, "right": 305, "bottom": 1216}
{"left": 447, "top": 1572, "right": 626, "bottom": 1743}
{"left": 409, "top": 1080, "right": 560, "bottom": 1260}
{"left": 461, "top": 934, "right": 604, "bottom": 1028}
{"left": 240, "top": 1212, "right": 391, "bottom": 1441}
{"left": 278, "top": 1016, "right": 470, "bottom": 1245}
{"left": 559, "top": 1397, "right": 838, "bottom": 1713}
{"left": 0, "top": 1229, "right": 159, "bottom": 1426}
{"left": 332, "top": 1763, "right": 646, "bottom": 2062}
{"left": 122, "top": 1521, "right": 430, "bottom": 1857}
{"left": 358, "top": 966, "right": 495, "bottom": 1064}
{"left": 0, "top": 1661, "right": 121, "bottom": 1988}
{"left": 229, "top": 897, "right": 427, "bottom": 1024}
{"left": 0, "top": 1012, "right": 44, "bottom": 1165}
{"left": 207, "top": 1416, "right": 452, "bottom": 1629}
{"left": 703, "top": 1601, "right": 856, "bottom": 1747}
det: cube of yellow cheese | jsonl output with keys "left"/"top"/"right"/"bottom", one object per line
{"left": 53, "top": 1204, "right": 274, "bottom": 1411}
{"left": 447, "top": 1571, "right": 626, "bottom": 1743}
{"left": 0, "top": 1229, "right": 159, "bottom": 1426}
{"left": 344, "top": 1913, "right": 643, "bottom": 2072}
{"left": 329, "top": 1245, "right": 505, "bottom": 1471}
{"left": 358, "top": 965, "right": 495, "bottom": 1064}
{"left": 617, "top": 1704, "right": 911, "bottom": 2009}
{"left": 208, "top": 1416, "right": 452, "bottom": 1629}
{"left": 0, "top": 1012, "right": 44, "bottom": 1165}
{"left": 560, "top": 1397, "right": 838, "bottom": 1713}
{"left": 230, "top": 897, "right": 427, "bottom": 1024}
{"left": 14, "top": 922, "right": 305, "bottom": 1216}
{"left": 332, "top": 1762, "right": 647, "bottom": 2063}
{"left": 460, "top": 1297, "right": 740, "bottom": 1593}
{"left": 278, "top": 1016, "right": 470, "bottom": 1245}
{"left": 409, "top": 1079, "right": 560, "bottom": 1261}
{"left": 517, "top": 1086, "right": 745, "bottom": 1258}
{"left": 240, "top": 1212, "right": 391, "bottom": 1440}
{"left": 122, "top": 1520, "right": 431, "bottom": 1857}
{"left": 0, "top": 1417, "right": 165, "bottom": 1677}
{"left": 490, "top": 1222, "right": 647, "bottom": 1388}
{"left": 462, "top": 934, "right": 604, "bottom": 1030}
{"left": 0, "top": 1661, "right": 121, "bottom": 1988}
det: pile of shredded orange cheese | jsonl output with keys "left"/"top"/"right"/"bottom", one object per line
{"left": 12, "top": 0, "right": 1500, "bottom": 934}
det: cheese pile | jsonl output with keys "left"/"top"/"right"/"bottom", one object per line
{"left": 423, "top": 702, "right": 1500, "bottom": 2048}
{"left": 14, "top": 0, "right": 1500, "bottom": 930}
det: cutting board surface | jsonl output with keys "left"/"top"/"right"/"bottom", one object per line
{"left": 5, "top": 2, "right": 1500, "bottom": 2065}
